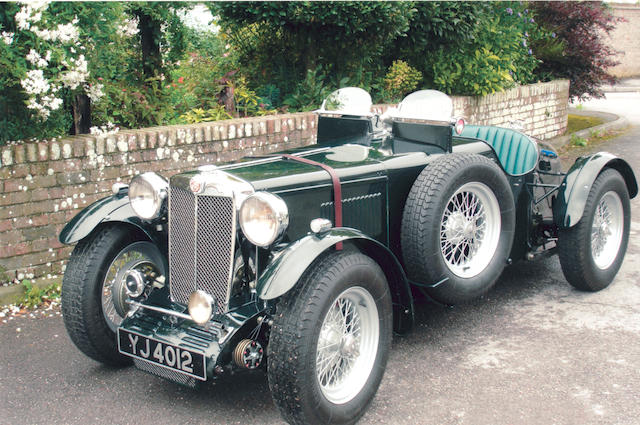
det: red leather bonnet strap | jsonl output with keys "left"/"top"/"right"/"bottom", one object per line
{"left": 281, "top": 154, "right": 343, "bottom": 250}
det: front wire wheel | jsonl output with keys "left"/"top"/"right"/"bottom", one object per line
{"left": 316, "top": 286, "right": 379, "bottom": 404}
{"left": 268, "top": 251, "right": 393, "bottom": 425}
{"left": 558, "top": 168, "right": 631, "bottom": 291}
{"left": 61, "top": 225, "right": 166, "bottom": 366}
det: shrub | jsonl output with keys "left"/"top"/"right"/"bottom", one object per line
{"left": 180, "top": 106, "right": 231, "bottom": 124}
{"left": 532, "top": 1, "right": 621, "bottom": 101}
{"left": 384, "top": 60, "right": 422, "bottom": 102}
{"left": 283, "top": 67, "right": 332, "bottom": 111}
{"left": 212, "top": 2, "right": 413, "bottom": 101}
{"left": 428, "top": 3, "right": 540, "bottom": 96}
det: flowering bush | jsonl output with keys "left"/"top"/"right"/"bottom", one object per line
{"left": 0, "top": 2, "right": 129, "bottom": 143}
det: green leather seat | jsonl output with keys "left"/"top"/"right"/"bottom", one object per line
{"left": 458, "top": 125, "right": 538, "bottom": 176}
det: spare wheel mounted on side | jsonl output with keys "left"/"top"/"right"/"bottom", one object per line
{"left": 401, "top": 153, "right": 515, "bottom": 304}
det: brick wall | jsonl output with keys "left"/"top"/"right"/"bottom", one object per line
{"left": 606, "top": 4, "right": 640, "bottom": 78}
{"left": 0, "top": 112, "right": 317, "bottom": 280}
{"left": 451, "top": 80, "right": 570, "bottom": 140}
{"left": 0, "top": 81, "right": 569, "bottom": 281}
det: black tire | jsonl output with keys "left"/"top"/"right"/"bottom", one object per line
{"left": 401, "top": 153, "right": 515, "bottom": 304}
{"left": 267, "top": 251, "right": 393, "bottom": 425}
{"left": 558, "top": 168, "right": 631, "bottom": 291}
{"left": 61, "top": 225, "right": 161, "bottom": 366}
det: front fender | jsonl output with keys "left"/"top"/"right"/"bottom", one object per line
{"left": 554, "top": 152, "right": 637, "bottom": 228}
{"left": 257, "top": 228, "right": 414, "bottom": 334}
{"left": 59, "top": 194, "right": 166, "bottom": 248}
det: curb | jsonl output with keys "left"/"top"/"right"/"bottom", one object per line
{"left": 544, "top": 108, "right": 629, "bottom": 152}
{"left": 599, "top": 86, "right": 640, "bottom": 93}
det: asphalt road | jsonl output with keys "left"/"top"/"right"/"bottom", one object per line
{"left": 2, "top": 93, "right": 639, "bottom": 425}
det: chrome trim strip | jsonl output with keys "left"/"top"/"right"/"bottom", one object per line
{"left": 217, "top": 147, "right": 332, "bottom": 171}
{"left": 126, "top": 300, "right": 192, "bottom": 321}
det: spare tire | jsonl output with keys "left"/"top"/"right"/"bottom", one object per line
{"left": 401, "top": 153, "right": 515, "bottom": 304}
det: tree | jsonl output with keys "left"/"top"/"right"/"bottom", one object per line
{"left": 532, "top": 1, "right": 621, "bottom": 101}
{"left": 126, "top": 2, "right": 191, "bottom": 80}
{"left": 210, "top": 2, "right": 413, "bottom": 96}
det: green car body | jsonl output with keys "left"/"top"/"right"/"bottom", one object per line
{"left": 60, "top": 88, "right": 636, "bottom": 424}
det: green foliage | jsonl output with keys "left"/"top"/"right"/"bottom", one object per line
{"left": 212, "top": 2, "right": 413, "bottom": 101}
{"left": 180, "top": 106, "right": 232, "bottom": 124}
{"left": 0, "top": 2, "right": 125, "bottom": 142}
{"left": 428, "top": 3, "right": 540, "bottom": 96}
{"left": 283, "top": 67, "right": 333, "bottom": 111}
{"left": 21, "top": 280, "right": 61, "bottom": 309}
{"left": 384, "top": 60, "right": 422, "bottom": 102}
{"left": 257, "top": 84, "right": 281, "bottom": 109}
{"left": 570, "top": 134, "right": 588, "bottom": 147}
{"left": 234, "top": 77, "right": 276, "bottom": 117}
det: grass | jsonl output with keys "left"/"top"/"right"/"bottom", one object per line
{"left": 21, "top": 279, "right": 61, "bottom": 309}
{"left": 566, "top": 114, "right": 605, "bottom": 134}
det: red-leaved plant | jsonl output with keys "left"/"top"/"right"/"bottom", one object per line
{"left": 532, "top": 1, "right": 622, "bottom": 101}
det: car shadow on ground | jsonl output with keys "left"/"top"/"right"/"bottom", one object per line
{"left": 83, "top": 256, "right": 568, "bottom": 423}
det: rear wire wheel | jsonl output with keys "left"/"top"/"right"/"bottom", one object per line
{"left": 558, "top": 168, "right": 631, "bottom": 291}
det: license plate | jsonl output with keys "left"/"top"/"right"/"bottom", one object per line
{"left": 118, "top": 329, "right": 206, "bottom": 381}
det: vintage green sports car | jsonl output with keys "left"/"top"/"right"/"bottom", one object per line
{"left": 60, "top": 88, "right": 637, "bottom": 425}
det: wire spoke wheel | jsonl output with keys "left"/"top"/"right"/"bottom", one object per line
{"left": 590, "top": 191, "right": 624, "bottom": 270}
{"left": 558, "top": 168, "right": 631, "bottom": 292}
{"left": 101, "top": 242, "right": 163, "bottom": 332}
{"left": 315, "top": 286, "right": 379, "bottom": 405}
{"left": 440, "top": 182, "right": 501, "bottom": 278}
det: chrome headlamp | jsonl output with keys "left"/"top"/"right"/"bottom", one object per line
{"left": 239, "top": 192, "right": 289, "bottom": 247}
{"left": 129, "top": 172, "right": 168, "bottom": 220}
{"left": 188, "top": 290, "right": 214, "bottom": 325}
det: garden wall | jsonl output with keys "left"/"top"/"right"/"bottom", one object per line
{"left": 0, "top": 80, "right": 569, "bottom": 282}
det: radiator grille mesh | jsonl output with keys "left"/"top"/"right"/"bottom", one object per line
{"left": 133, "top": 359, "right": 198, "bottom": 388}
{"left": 168, "top": 185, "right": 235, "bottom": 311}
{"left": 169, "top": 187, "right": 197, "bottom": 303}
{"left": 196, "top": 196, "right": 235, "bottom": 312}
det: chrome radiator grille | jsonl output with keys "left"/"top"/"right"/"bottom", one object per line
{"left": 168, "top": 186, "right": 236, "bottom": 312}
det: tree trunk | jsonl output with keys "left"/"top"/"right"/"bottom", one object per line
{"left": 70, "top": 94, "right": 91, "bottom": 135}
{"left": 136, "top": 11, "right": 163, "bottom": 79}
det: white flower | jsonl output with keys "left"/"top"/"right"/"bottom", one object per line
{"left": 21, "top": 69, "right": 50, "bottom": 95}
{"left": 29, "top": 1, "right": 50, "bottom": 13}
{"left": 1, "top": 31, "right": 14, "bottom": 45}
{"left": 55, "top": 22, "right": 79, "bottom": 43}
{"left": 117, "top": 18, "right": 139, "bottom": 38}
{"left": 26, "top": 49, "right": 48, "bottom": 68}
{"left": 90, "top": 122, "right": 119, "bottom": 136}
{"left": 60, "top": 55, "right": 89, "bottom": 90}
{"left": 85, "top": 83, "right": 104, "bottom": 102}
{"left": 15, "top": 7, "right": 31, "bottom": 30}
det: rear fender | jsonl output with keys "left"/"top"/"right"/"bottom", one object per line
{"left": 554, "top": 152, "right": 637, "bottom": 228}
{"left": 58, "top": 194, "right": 166, "bottom": 249}
{"left": 257, "top": 228, "right": 414, "bottom": 334}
